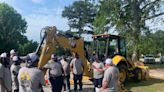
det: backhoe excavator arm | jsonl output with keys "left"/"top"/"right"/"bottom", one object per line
{"left": 36, "top": 26, "right": 91, "bottom": 77}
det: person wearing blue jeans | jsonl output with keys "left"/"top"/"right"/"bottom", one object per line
{"left": 74, "top": 74, "right": 83, "bottom": 91}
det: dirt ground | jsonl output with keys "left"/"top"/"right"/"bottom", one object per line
{"left": 43, "top": 68, "right": 164, "bottom": 92}
{"left": 149, "top": 69, "right": 164, "bottom": 79}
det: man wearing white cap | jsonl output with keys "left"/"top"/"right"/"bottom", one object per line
{"left": 10, "top": 49, "right": 17, "bottom": 60}
{"left": 10, "top": 56, "right": 21, "bottom": 92}
{"left": 10, "top": 49, "right": 16, "bottom": 55}
{"left": 0, "top": 53, "right": 12, "bottom": 92}
{"left": 10, "top": 49, "right": 17, "bottom": 67}
{"left": 18, "top": 53, "right": 45, "bottom": 92}
{"left": 100, "top": 58, "right": 119, "bottom": 92}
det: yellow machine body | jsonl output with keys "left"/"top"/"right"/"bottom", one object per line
{"left": 37, "top": 26, "right": 91, "bottom": 77}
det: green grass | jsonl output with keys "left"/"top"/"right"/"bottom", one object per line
{"left": 126, "top": 64, "right": 164, "bottom": 92}
{"left": 126, "top": 78, "right": 164, "bottom": 92}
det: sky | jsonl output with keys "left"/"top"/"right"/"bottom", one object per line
{"left": 0, "top": 0, "right": 164, "bottom": 42}
{"left": 0, "top": 0, "right": 76, "bottom": 42}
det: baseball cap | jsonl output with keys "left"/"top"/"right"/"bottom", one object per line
{"left": 12, "top": 56, "right": 19, "bottom": 61}
{"left": 27, "top": 53, "right": 39, "bottom": 63}
{"left": 10, "top": 49, "right": 16, "bottom": 55}
{"left": 105, "top": 58, "right": 113, "bottom": 65}
{"left": 0, "top": 53, "right": 7, "bottom": 58}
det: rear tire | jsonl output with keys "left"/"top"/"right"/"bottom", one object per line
{"left": 117, "top": 64, "right": 128, "bottom": 85}
{"left": 133, "top": 68, "right": 142, "bottom": 82}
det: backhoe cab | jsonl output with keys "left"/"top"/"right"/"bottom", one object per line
{"left": 92, "top": 34, "right": 149, "bottom": 83}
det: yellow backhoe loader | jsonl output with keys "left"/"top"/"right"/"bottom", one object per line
{"left": 36, "top": 26, "right": 149, "bottom": 85}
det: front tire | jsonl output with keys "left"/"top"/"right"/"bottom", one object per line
{"left": 117, "top": 64, "right": 127, "bottom": 84}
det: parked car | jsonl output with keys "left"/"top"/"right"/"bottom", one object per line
{"left": 160, "top": 56, "right": 164, "bottom": 64}
{"left": 143, "top": 55, "right": 156, "bottom": 64}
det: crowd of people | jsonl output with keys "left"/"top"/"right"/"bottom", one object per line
{"left": 92, "top": 55, "right": 119, "bottom": 92}
{"left": 0, "top": 49, "right": 119, "bottom": 92}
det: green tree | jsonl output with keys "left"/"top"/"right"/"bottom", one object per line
{"left": 62, "top": 0, "right": 97, "bottom": 34}
{"left": 18, "top": 40, "right": 38, "bottom": 55}
{"left": 151, "top": 30, "right": 164, "bottom": 54}
{"left": 0, "top": 3, "right": 27, "bottom": 53}
{"left": 139, "top": 35, "right": 156, "bottom": 55}
{"left": 139, "top": 30, "right": 164, "bottom": 56}
{"left": 94, "top": 0, "right": 164, "bottom": 61}
{"left": 0, "top": 3, "right": 38, "bottom": 55}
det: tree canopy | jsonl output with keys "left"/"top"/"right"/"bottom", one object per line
{"left": 0, "top": 3, "right": 38, "bottom": 55}
{"left": 94, "top": 0, "right": 164, "bottom": 61}
{"left": 62, "top": 0, "right": 97, "bottom": 34}
{"left": 18, "top": 40, "right": 38, "bottom": 55}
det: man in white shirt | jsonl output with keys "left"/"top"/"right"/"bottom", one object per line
{"left": 92, "top": 55, "right": 104, "bottom": 91}
{"left": 10, "top": 56, "right": 21, "bottom": 92}
{"left": 60, "top": 56, "right": 70, "bottom": 91}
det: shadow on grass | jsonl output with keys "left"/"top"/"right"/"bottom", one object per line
{"left": 69, "top": 83, "right": 94, "bottom": 92}
{"left": 83, "top": 88, "right": 94, "bottom": 92}
{"left": 126, "top": 78, "right": 164, "bottom": 92}
{"left": 145, "top": 63, "right": 164, "bottom": 69}
{"left": 69, "top": 88, "right": 94, "bottom": 92}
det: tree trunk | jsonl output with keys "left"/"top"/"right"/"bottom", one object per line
{"left": 132, "top": 45, "right": 140, "bottom": 61}
{"left": 131, "top": 0, "right": 141, "bottom": 62}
